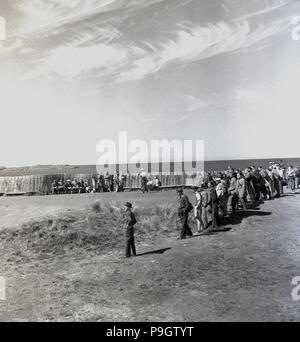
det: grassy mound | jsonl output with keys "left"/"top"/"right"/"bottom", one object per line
{"left": 0, "top": 201, "right": 182, "bottom": 260}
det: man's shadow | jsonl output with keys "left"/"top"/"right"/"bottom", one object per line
{"left": 222, "top": 210, "right": 272, "bottom": 226}
{"left": 281, "top": 193, "right": 298, "bottom": 197}
{"left": 137, "top": 247, "right": 171, "bottom": 257}
{"left": 191, "top": 227, "right": 232, "bottom": 236}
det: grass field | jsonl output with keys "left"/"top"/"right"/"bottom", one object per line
{"left": 1, "top": 190, "right": 300, "bottom": 321}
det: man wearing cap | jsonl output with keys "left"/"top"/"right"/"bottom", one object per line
{"left": 208, "top": 181, "right": 219, "bottom": 229}
{"left": 227, "top": 171, "right": 238, "bottom": 216}
{"left": 272, "top": 165, "right": 281, "bottom": 198}
{"left": 140, "top": 168, "right": 148, "bottom": 194}
{"left": 193, "top": 186, "right": 203, "bottom": 233}
{"left": 215, "top": 178, "right": 227, "bottom": 218}
{"left": 295, "top": 166, "right": 300, "bottom": 191}
{"left": 105, "top": 172, "right": 111, "bottom": 192}
{"left": 236, "top": 172, "right": 247, "bottom": 214}
{"left": 124, "top": 202, "right": 137, "bottom": 258}
{"left": 177, "top": 188, "right": 193, "bottom": 239}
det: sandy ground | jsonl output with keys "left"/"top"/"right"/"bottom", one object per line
{"left": 1, "top": 190, "right": 300, "bottom": 321}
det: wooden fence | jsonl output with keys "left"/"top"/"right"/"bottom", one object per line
{"left": 0, "top": 171, "right": 208, "bottom": 195}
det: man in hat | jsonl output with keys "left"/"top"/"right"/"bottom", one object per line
{"left": 51, "top": 180, "right": 58, "bottom": 195}
{"left": 114, "top": 172, "right": 120, "bottom": 192}
{"left": 215, "top": 177, "right": 227, "bottom": 219}
{"left": 208, "top": 181, "right": 219, "bottom": 229}
{"left": 193, "top": 186, "right": 203, "bottom": 233}
{"left": 140, "top": 168, "right": 148, "bottom": 194}
{"left": 124, "top": 202, "right": 137, "bottom": 258}
{"left": 295, "top": 166, "right": 300, "bottom": 191}
{"left": 236, "top": 172, "right": 247, "bottom": 215}
{"left": 105, "top": 172, "right": 111, "bottom": 192}
{"left": 227, "top": 171, "right": 237, "bottom": 216}
{"left": 177, "top": 188, "right": 193, "bottom": 239}
{"left": 272, "top": 165, "right": 281, "bottom": 198}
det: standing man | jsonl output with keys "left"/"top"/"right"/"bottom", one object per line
{"left": 177, "top": 188, "right": 193, "bottom": 240}
{"left": 51, "top": 180, "right": 58, "bottom": 195}
{"left": 287, "top": 165, "right": 296, "bottom": 194}
{"left": 272, "top": 165, "right": 281, "bottom": 198}
{"left": 124, "top": 202, "right": 137, "bottom": 258}
{"left": 114, "top": 172, "right": 120, "bottom": 192}
{"left": 193, "top": 187, "right": 204, "bottom": 233}
{"left": 215, "top": 178, "right": 227, "bottom": 218}
{"left": 227, "top": 171, "right": 237, "bottom": 216}
{"left": 252, "top": 167, "right": 262, "bottom": 201}
{"left": 208, "top": 181, "right": 219, "bottom": 229}
{"left": 98, "top": 173, "right": 105, "bottom": 192}
{"left": 295, "top": 166, "right": 300, "bottom": 191}
{"left": 236, "top": 172, "right": 247, "bottom": 215}
{"left": 140, "top": 168, "right": 148, "bottom": 194}
{"left": 105, "top": 172, "right": 111, "bottom": 192}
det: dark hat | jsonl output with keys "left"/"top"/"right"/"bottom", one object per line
{"left": 201, "top": 182, "right": 208, "bottom": 189}
{"left": 176, "top": 188, "right": 183, "bottom": 194}
{"left": 124, "top": 202, "right": 133, "bottom": 208}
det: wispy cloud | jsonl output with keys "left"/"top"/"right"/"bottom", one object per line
{"left": 176, "top": 95, "right": 209, "bottom": 122}
{"left": 25, "top": 43, "right": 129, "bottom": 80}
{"left": 24, "top": 17, "right": 289, "bottom": 83}
{"left": 2, "top": 0, "right": 294, "bottom": 84}
{"left": 185, "top": 95, "right": 208, "bottom": 112}
{"left": 233, "top": 87, "right": 265, "bottom": 104}
{"left": 0, "top": 39, "right": 22, "bottom": 54}
{"left": 14, "top": 0, "right": 117, "bottom": 36}
{"left": 119, "top": 16, "right": 290, "bottom": 82}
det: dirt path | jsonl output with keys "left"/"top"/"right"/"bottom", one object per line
{"left": 1, "top": 193, "right": 300, "bottom": 321}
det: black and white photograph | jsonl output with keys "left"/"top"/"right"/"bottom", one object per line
{"left": 0, "top": 0, "right": 300, "bottom": 325}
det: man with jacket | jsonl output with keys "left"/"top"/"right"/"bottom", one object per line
{"left": 124, "top": 202, "right": 137, "bottom": 258}
{"left": 236, "top": 172, "right": 247, "bottom": 214}
{"left": 227, "top": 171, "right": 237, "bottom": 216}
{"left": 295, "top": 166, "right": 300, "bottom": 191}
{"left": 177, "top": 188, "right": 193, "bottom": 239}
{"left": 208, "top": 181, "right": 219, "bottom": 229}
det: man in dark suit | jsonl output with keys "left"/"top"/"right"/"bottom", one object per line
{"left": 124, "top": 202, "right": 137, "bottom": 258}
{"left": 177, "top": 188, "right": 193, "bottom": 240}
{"left": 208, "top": 181, "right": 219, "bottom": 229}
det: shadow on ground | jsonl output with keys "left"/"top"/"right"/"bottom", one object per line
{"left": 222, "top": 210, "right": 272, "bottom": 226}
{"left": 137, "top": 247, "right": 172, "bottom": 257}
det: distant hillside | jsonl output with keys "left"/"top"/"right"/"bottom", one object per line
{"left": 0, "top": 165, "right": 97, "bottom": 177}
{"left": 0, "top": 158, "right": 299, "bottom": 177}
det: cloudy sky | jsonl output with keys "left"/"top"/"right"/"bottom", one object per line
{"left": 0, "top": 0, "right": 299, "bottom": 167}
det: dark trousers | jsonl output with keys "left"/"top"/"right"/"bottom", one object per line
{"left": 125, "top": 234, "right": 136, "bottom": 257}
{"left": 105, "top": 180, "right": 111, "bottom": 192}
{"left": 211, "top": 203, "right": 219, "bottom": 228}
{"left": 141, "top": 182, "right": 148, "bottom": 194}
{"left": 227, "top": 194, "right": 238, "bottom": 214}
{"left": 261, "top": 185, "right": 267, "bottom": 199}
{"left": 238, "top": 196, "right": 247, "bottom": 212}
{"left": 179, "top": 213, "right": 193, "bottom": 239}
{"left": 254, "top": 186, "right": 261, "bottom": 201}
{"left": 274, "top": 179, "right": 281, "bottom": 198}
